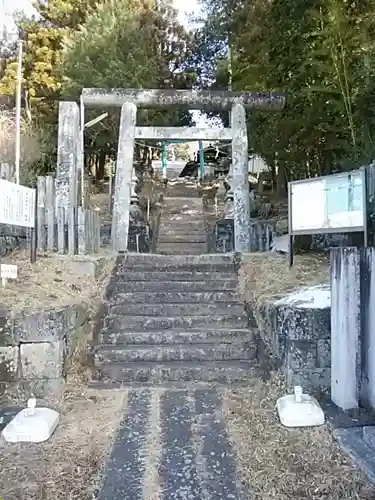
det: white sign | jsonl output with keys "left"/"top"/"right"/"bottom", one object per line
{"left": 0, "top": 264, "right": 18, "bottom": 279}
{"left": 0, "top": 179, "right": 36, "bottom": 228}
{"left": 291, "top": 172, "right": 364, "bottom": 232}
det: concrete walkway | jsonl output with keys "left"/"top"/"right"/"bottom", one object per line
{"left": 99, "top": 387, "right": 247, "bottom": 500}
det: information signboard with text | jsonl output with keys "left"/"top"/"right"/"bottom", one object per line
{"left": 0, "top": 179, "right": 36, "bottom": 228}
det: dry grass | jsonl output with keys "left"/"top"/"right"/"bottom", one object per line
{"left": 0, "top": 249, "right": 114, "bottom": 314}
{"left": 141, "top": 389, "right": 163, "bottom": 500}
{"left": 223, "top": 374, "right": 375, "bottom": 500}
{"left": 0, "top": 387, "right": 126, "bottom": 500}
{"left": 239, "top": 252, "right": 330, "bottom": 306}
{"left": 0, "top": 110, "right": 41, "bottom": 170}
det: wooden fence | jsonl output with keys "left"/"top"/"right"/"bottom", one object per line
{"left": 36, "top": 175, "right": 100, "bottom": 254}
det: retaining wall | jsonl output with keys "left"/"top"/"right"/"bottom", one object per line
{"left": 210, "top": 218, "right": 277, "bottom": 253}
{"left": 240, "top": 254, "right": 332, "bottom": 392}
{"left": 0, "top": 224, "right": 28, "bottom": 257}
{"left": 0, "top": 303, "right": 91, "bottom": 395}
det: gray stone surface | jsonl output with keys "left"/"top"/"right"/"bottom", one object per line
{"left": 93, "top": 180, "right": 258, "bottom": 387}
{"left": 56, "top": 101, "right": 80, "bottom": 210}
{"left": 160, "top": 390, "right": 202, "bottom": 497}
{"left": 10, "top": 305, "right": 87, "bottom": 344}
{"left": 0, "top": 224, "right": 27, "bottom": 256}
{"left": 52, "top": 254, "right": 110, "bottom": 278}
{"left": 359, "top": 248, "right": 375, "bottom": 410}
{"left": 112, "top": 102, "right": 137, "bottom": 252}
{"left": 0, "top": 346, "right": 18, "bottom": 382}
{"left": 99, "top": 389, "right": 149, "bottom": 500}
{"left": 100, "top": 328, "right": 250, "bottom": 346}
{"left": 94, "top": 360, "right": 258, "bottom": 385}
{"left": 231, "top": 104, "right": 251, "bottom": 252}
{"left": 20, "top": 341, "right": 64, "bottom": 379}
{"left": 99, "top": 388, "right": 247, "bottom": 499}
{"left": 334, "top": 427, "right": 375, "bottom": 485}
{"left": 244, "top": 289, "right": 332, "bottom": 392}
{"left": 330, "top": 248, "right": 361, "bottom": 410}
{"left": 82, "top": 88, "right": 286, "bottom": 111}
{"left": 363, "top": 426, "right": 375, "bottom": 449}
{"left": 104, "top": 313, "right": 248, "bottom": 333}
{"left": 0, "top": 302, "right": 91, "bottom": 395}
{"left": 108, "top": 302, "right": 244, "bottom": 317}
{"left": 135, "top": 126, "right": 232, "bottom": 141}
{"left": 97, "top": 342, "right": 257, "bottom": 363}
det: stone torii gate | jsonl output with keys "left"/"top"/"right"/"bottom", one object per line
{"left": 60, "top": 89, "right": 285, "bottom": 253}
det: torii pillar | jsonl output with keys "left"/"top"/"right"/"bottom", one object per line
{"left": 81, "top": 89, "right": 286, "bottom": 253}
{"left": 111, "top": 102, "right": 137, "bottom": 252}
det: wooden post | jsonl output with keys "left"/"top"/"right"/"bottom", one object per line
{"left": 36, "top": 176, "right": 47, "bottom": 251}
{"left": 46, "top": 176, "right": 55, "bottom": 251}
{"left": 57, "top": 207, "right": 66, "bottom": 253}
{"left": 77, "top": 207, "right": 87, "bottom": 254}
{"left": 67, "top": 206, "right": 77, "bottom": 255}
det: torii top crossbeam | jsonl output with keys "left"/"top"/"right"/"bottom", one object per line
{"left": 81, "top": 88, "right": 285, "bottom": 111}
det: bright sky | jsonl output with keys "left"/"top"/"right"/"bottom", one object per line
{"left": 2, "top": 0, "right": 198, "bottom": 28}
{"left": 2, "top": 0, "right": 209, "bottom": 126}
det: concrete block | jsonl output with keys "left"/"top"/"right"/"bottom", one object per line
{"left": 0, "top": 346, "right": 19, "bottom": 381}
{"left": 287, "top": 340, "right": 317, "bottom": 370}
{"left": 17, "top": 377, "right": 65, "bottom": 398}
{"left": 13, "top": 305, "right": 87, "bottom": 343}
{"left": 20, "top": 341, "right": 64, "bottom": 379}
{"left": 359, "top": 248, "right": 375, "bottom": 409}
{"left": 330, "top": 247, "right": 361, "bottom": 410}
{"left": 0, "top": 303, "right": 13, "bottom": 346}
{"left": 363, "top": 426, "right": 375, "bottom": 449}
{"left": 52, "top": 255, "right": 109, "bottom": 278}
{"left": 284, "top": 367, "right": 331, "bottom": 392}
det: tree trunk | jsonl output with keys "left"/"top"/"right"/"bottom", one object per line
{"left": 96, "top": 149, "right": 106, "bottom": 180}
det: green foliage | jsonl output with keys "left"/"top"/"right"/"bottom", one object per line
{"left": 0, "top": 0, "right": 195, "bottom": 175}
{"left": 194, "top": 0, "right": 375, "bottom": 180}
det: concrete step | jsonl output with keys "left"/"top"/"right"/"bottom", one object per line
{"left": 93, "top": 360, "right": 259, "bottom": 384}
{"left": 157, "top": 235, "right": 207, "bottom": 243}
{"left": 114, "top": 280, "right": 238, "bottom": 293}
{"left": 123, "top": 253, "right": 236, "bottom": 265}
{"left": 157, "top": 245, "right": 207, "bottom": 255}
{"left": 158, "top": 230, "right": 206, "bottom": 237}
{"left": 108, "top": 302, "right": 245, "bottom": 317}
{"left": 159, "top": 222, "right": 205, "bottom": 228}
{"left": 96, "top": 342, "right": 257, "bottom": 363}
{"left": 99, "top": 327, "right": 253, "bottom": 345}
{"left": 163, "top": 197, "right": 202, "bottom": 204}
{"left": 117, "top": 263, "right": 236, "bottom": 273}
{"left": 103, "top": 313, "right": 248, "bottom": 332}
{"left": 107, "top": 291, "right": 241, "bottom": 304}
{"left": 115, "top": 270, "right": 235, "bottom": 281}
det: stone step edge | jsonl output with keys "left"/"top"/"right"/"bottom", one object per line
{"left": 105, "top": 298, "right": 242, "bottom": 306}
{"left": 105, "top": 312, "right": 247, "bottom": 319}
{"left": 97, "top": 341, "right": 255, "bottom": 352}
{"left": 99, "top": 328, "right": 252, "bottom": 342}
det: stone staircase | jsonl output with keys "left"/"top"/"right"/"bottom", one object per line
{"left": 93, "top": 253, "right": 259, "bottom": 385}
{"left": 93, "top": 178, "right": 260, "bottom": 386}
{"left": 157, "top": 179, "right": 207, "bottom": 255}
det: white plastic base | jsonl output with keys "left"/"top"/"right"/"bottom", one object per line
{"left": 276, "top": 386, "right": 325, "bottom": 428}
{"left": 2, "top": 399, "right": 59, "bottom": 443}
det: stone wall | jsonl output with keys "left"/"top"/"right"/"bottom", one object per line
{"left": 0, "top": 224, "right": 28, "bottom": 257}
{"left": 100, "top": 221, "right": 153, "bottom": 252}
{"left": 209, "top": 218, "right": 276, "bottom": 253}
{"left": 0, "top": 303, "right": 91, "bottom": 396}
{"left": 246, "top": 285, "right": 331, "bottom": 392}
